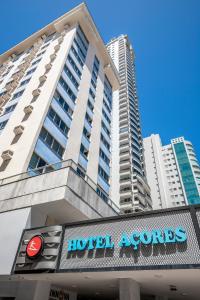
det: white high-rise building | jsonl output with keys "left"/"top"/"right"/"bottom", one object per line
{"left": 107, "top": 35, "right": 151, "bottom": 213}
{"left": 0, "top": 4, "right": 119, "bottom": 203}
{"left": 0, "top": 2, "right": 120, "bottom": 282}
{"left": 144, "top": 134, "right": 200, "bottom": 209}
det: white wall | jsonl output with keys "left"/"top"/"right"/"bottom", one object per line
{"left": 0, "top": 208, "right": 31, "bottom": 275}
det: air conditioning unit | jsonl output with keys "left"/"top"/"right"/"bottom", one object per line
{"left": 45, "top": 63, "right": 52, "bottom": 71}
{"left": 54, "top": 45, "right": 60, "bottom": 52}
{"left": 58, "top": 37, "right": 64, "bottom": 44}
{"left": 32, "top": 89, "right": 41, "bottom": 97}
{"left": 13, "top": 125, "right": 24, "bottom": 135}
{"left": 50, "top": 54, "right": 57, "bottom": 62}
{"left": 11, "top": 53, "right": 16, "bottom": 59}
{"left": 1, "top": 150, "right": 14, "bottom": 161}
{"left": 42, "top": 34, "right": 47, "bottom": 40}
{"left": 24, "top": 105, "right": 33, "bottom": 114}
{"left": 39, "top": 75, "right": 47, "bottom": 83}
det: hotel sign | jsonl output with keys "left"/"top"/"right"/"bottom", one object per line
{"left": 67, "top": 227, "right": 187, "bottom": 252}
{"left": 59, "top": 208, "right": 200, "bottom": 271}
{"left": 13, "top": 206, "right": 200, "bottom": 274}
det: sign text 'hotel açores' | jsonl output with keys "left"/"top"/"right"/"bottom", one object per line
{"left": 67, "top": 226, "right": 187, "bottom": 252}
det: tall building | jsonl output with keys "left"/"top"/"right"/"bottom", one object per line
{"left": 0, "top": 4, "right": 119, "bottom": 203}
{"left": 0, "top": 2, "right": 120, "bottom": 281}
{"left": 144, "top": 134, "right": 200, "bottom": 209}
{"left": 0, "top": 4, "right": 200, "bottom": 300}
{"left": 107, "top": 35, "right": 151, "bottom": 213}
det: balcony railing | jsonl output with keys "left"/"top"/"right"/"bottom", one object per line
{"left": 0, "top": 159, "right": 120, "bottom": 214}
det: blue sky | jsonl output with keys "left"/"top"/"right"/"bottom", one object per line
{"left": 1, "top": 0, "right": 200, "bottom": 158}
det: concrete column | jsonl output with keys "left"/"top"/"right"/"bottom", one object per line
{"left": 119, "top": 278, "right": 140, "bottom": 300}
{"left": 16, "top": 281, "right": 51, "bottom": 300}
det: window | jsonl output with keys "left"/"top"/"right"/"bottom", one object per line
{"left": 0, "top": 91, "right": 7, "bottom": 97}
{"left": 71, "top": 45, "right": 84, "bottom": 67}
{"left": 97, "top": 187, "right": 108, "bottom": 202}
{"left": 78, "top": 25, "right": 89, "bottom": 45}
{"left": 89, "top": 88, "right": 95, "bottom": 99}
{"left": 67, "top": 55, "right": 81, "bottom": 78}
{"left": 102, "top": 109, "right": 111, "bottom": 124}
{"left": 98, "top": 165, "right": 109, "bottom": 183}
{"left": 54, "top": 90, "right": 73, "bottom": 117}
{"left": 26, "top": 67, "right": 36, "bottom": 76}
{"left": 39, "top": 127, "right": 64, "bottom": 158}
{"left": 94, "top": 55, "right": 100, "bottom": 69}
{"left": 0, "top": 120, "right": 8, "bottom": 130}
{"left": 77, "top": 166, "right": 86, "bottom": 178}
{"left": 48, "top": 107, "right": 69, "bottom": 136}
{"left": 11, "top": 90, "right": 24, "bottom": 100}
{"left": 4, "top": 103, "right": 17, "bottom": 114}
{"left": 85, "top": 112, "right": 92, "bottom": 126}
{"left": 101, "top": 133, "right": 110, "bottom": 151}
{"left": 29, "top": 152, "right": 47, "bottom": 170}
{"left": 87, "top": 99, "right": 94, "bottom": 112}
{"left": 92, "top": 70, "right": 98, "bottom": 81}
{"left": 76, "top": 30, "right": 88, "bottom": 52}
{"left": 80, "top": 143, "right": 88, "bottom": 159}
{"left": 99, "top": 148, "right": 110, "bottom": 165}
{"left": 101, "top": 121, "right": 110, "bottom": 136}
{"left": 37, "top": 50, "right": 46, "bottom": 57}
{"left": 41, "top": 43, "right": 50, "bottom": 50}
{"left": 73, "top": 38, "right": 86, "bottom": 60}
{"left": 63, "top": 65, "right": 79, "bottom": 89}
{"left": 83, "top": 127, "right": 91, "bottom": 140}
{"left": 59, "top": 77, "right": 76, "bottom": 102}
{"left": 91, "top": 78, "right": 96, "bottom": 89}
{"left": 31, "top": 58, "right": 41, "bottom": 66}
{"left": 20, "top": 78, "right": 31, "bottom": 86}
{"left": 103, "top": 99, "right": 111, "bottom": 114}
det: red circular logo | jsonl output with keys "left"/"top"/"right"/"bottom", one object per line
{"left": 26, "top": 235, "right": 43, "bottom": 259}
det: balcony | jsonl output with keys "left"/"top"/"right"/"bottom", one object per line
{"left": 120, "top": 201, "right": 133, "bottom": 210}
{"left": 0, "top": 160, "right": 119, "bottom": 222}
{"left": 120, "top": 144, "right": 129, "bottom": 153}
{"left": 120, "top": 152, "right": 130, "bottom": 161}
{"left": 120, "top": 179, "right": 132, "bottom": 189}
{"left": 119, "top": 130, "right": 129, "bottom": 140}
{"left": 119, "top": 136, "right": 129, "bottom": 146}
{"left": 120, "top": 160, "right": 130, "bottom": 171}
{"left": 119, "top": 112, "right": 128, "bottom": 120}
{"left": 119, "top": 118, "right": 128, "bottom": 127}
{"left": 120, "top": 190, "right": 132, "bottom": 200}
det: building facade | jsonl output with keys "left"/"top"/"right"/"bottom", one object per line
{"left": 0, "top": 3, "right": 200, "bottom": 300}
{"left": 144, "top": 134, "right": 200, "bottom": 209}
{"left": 107, "top": 35, "right": 151, "bottom": 213}
{"left": 0, "top": 2, "right": 121, "bottom": 278}
{"left": 0, "top": 4, "right": 119, "bottom": 202}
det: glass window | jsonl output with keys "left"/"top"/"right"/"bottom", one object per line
{"left": 67, "top": 55, "right": 82, "bottom": 78}
{"left": 63, "top": 65, "right": 79, "bottom": 89}
{"left": 4, "top": 103, "right": 17, "bottom": 114}
{"left": 39, "top": 127, "right": 64, "bottom": 158}
{"left": 59, "top": 77, "right": 76, "bottom": 102}
{"left": 0, "top": 120, "right": 8, "bottom": 130}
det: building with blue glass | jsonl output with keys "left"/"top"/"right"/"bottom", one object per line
{"left": 144, "top": 134, "right": 200, "bottom": 209}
